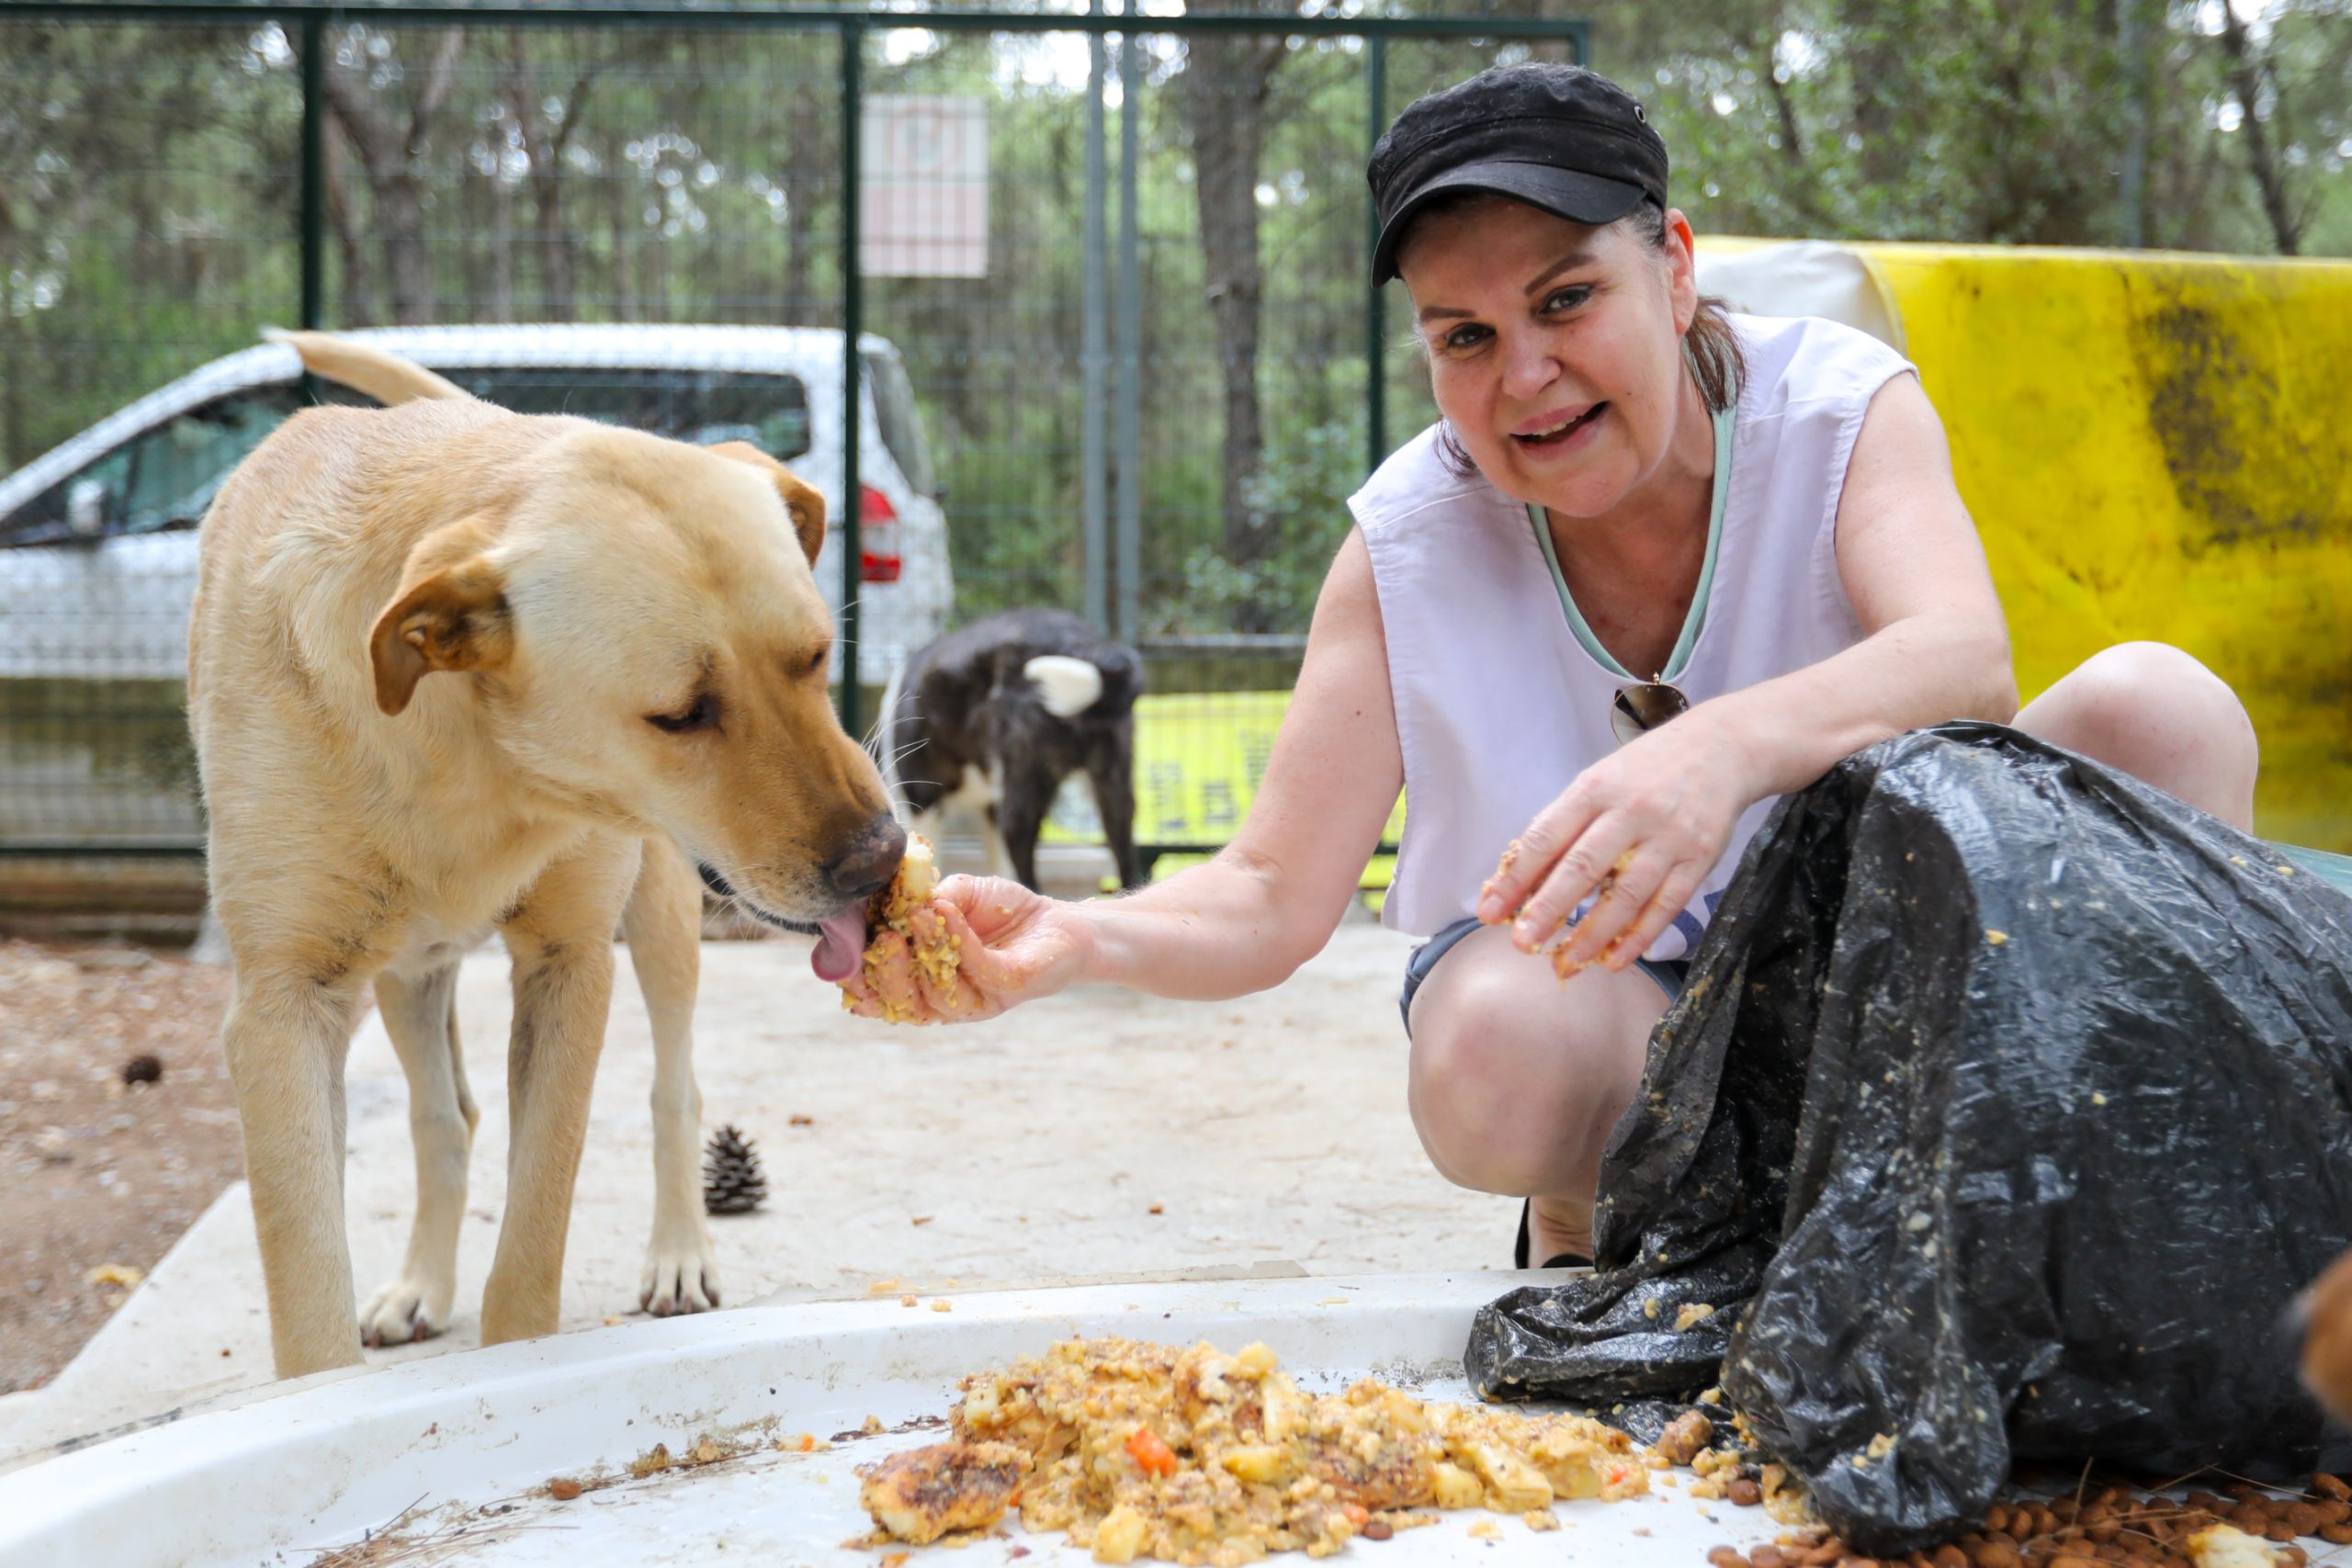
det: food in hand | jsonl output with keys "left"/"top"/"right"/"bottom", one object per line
{"left": 854, "top": 833, "right": 963, "bottom": 1022}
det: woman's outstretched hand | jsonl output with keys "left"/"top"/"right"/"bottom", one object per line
{"left": 839, "top": 874, "right": 1097, "bottom": 1025}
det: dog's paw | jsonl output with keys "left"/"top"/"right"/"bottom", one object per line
{"left": 639, "top": 1246, "right": 722, "bottom": 1317}
{"left": 358, "top": 1277, "right": 452, "bottom": 1348}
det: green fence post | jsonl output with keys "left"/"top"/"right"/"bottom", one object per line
{"left": 300, "top": 8, "right": 324, "bottom": 332}
{"left": 1364, "top": 32, "right": 1385, "bottom": 478}
{"left": 838, "top": 15, "right": 865, "bottom": 736}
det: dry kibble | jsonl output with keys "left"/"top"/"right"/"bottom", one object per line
{"left": 1750, "top": 1549, "right": 1787, "bottom": 1568}
{"left": 2315, "top": 1474, "right": 2352, "bottom": 1503}
{"left": 2317, "top": 1500, "right": 2352, "bottom": 1526}
{"left": 1361, "top": 1520, "right": 1394, "bottom": 1542}
{"left": 2319, "top": 1520, "right": 2352, "bottom": 1545}
{"left": 1710, "top": 1548, "right": 1749, "bottom": 1568}
{"left": 1934, "top": 1545, "right": 1968, "bottom": 1568}
{"left": 547, "top": 1477, "right": 582, "bottom": 1500}
{"left": 2047, "top": 1557, "right": 2100, "bottom": 1568}
{"left": 2264, "top": 1518, "right": 2297, "bottom": 1543}
{"left": 1834, "top": 1558, "right": 1881, "bottom": 1568}
{"left": 1729, "top": 1478, "right": 1765, "bottom": 1506}
{"left": 1975, "top": 1548, "right": 2020, "bottom": 1568}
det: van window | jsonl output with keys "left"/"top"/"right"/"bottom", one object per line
{"left": 863, "top": 351, "right": 934, "bottom": 498}
{"left": 395, "top": 367, "right": 814, "bottom": 461}
{"left": 2, "top": 365, "right": 814, "bottom": 549}
{"left": 2, "top": 386, "right": 302, "bottom": 547}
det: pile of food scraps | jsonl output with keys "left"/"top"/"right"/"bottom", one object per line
{"left": 857, "top": 1336, "right": 1648, "bottom": 1562}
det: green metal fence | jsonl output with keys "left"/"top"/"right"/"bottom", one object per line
{"left": 0, "top": 0, "right": 1586, "bottom": 877}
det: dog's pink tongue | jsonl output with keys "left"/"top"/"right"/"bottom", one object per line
{"left": 812, "top": 908, "right": 868, "bottom": 984}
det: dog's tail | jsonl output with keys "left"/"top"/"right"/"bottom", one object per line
{"left": 260, "top": 326, "right": 474, "bottom": 406}
{"left": 1023, "top": 654, "right": 1105, "bottom": 719}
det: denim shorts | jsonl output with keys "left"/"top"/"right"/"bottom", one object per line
{"left": 1398, "top": 915, "right": 1688, "bottom": 1035}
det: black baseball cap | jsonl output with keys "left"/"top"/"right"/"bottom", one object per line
{"left": 1368, "top": 62, "right": 1668, "bottom": 286}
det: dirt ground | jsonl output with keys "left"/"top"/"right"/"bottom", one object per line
{"left": 0, "top": 939, "right": 243, "bottom": 1394}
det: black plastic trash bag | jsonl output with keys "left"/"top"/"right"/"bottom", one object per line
{"left": 1464, "top": 723, "right": 2352, "bottom": 1555}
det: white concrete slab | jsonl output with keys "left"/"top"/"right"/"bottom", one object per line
{"left": 0, "top": 1270, "right": 1776, "bottom": 1568}
{"left": 0, "top": 926, "right": 1511, "bottom": 1463}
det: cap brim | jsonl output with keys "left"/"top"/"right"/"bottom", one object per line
{"left": 1373, "top": 162, "right": 1648, "bottom": 285}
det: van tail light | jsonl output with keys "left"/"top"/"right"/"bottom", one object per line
{"left": 858, "top": 485, "right": 902, "bottom": 584}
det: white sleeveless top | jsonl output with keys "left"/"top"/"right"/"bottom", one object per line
{"left": 1354, "top": 313, "right": 1917, "bottom": 956}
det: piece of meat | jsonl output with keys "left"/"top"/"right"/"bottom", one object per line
{"left": 861, "top": 1440, "right": 1031, "bottom": 1545}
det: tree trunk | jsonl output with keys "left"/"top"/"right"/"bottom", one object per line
{"left": 490, "top": 157, "right": 514, "bottom": 322}
{"left": 316, "top": 26, "right": 466, "bottom": 325}
{"left": 780, "top": 89, "right": 828, "bottom": 326}
{"left": 322, "top": 122, "right": 376, "bottom": 326}
{"left": 606, "top": 134, "right": 636, "bottom": 323}
{"left": 2214, "top": 0, "right": 2301, "bottom": 255}
{"left": 0, "top": 185, "right": 22, "bottom": 471}
{"left": 1178, "top": 25, "right": 1287, "bottom": 629}
{"left": 503, "top": 37, "right": 596, "bottom": 322}
{"left": 1838, "top": 0, "right": 1913, "bottom": 190}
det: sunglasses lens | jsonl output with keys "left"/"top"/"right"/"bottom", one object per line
{"left": 1611, "top": 682, "right": 1690, "bottom": 745}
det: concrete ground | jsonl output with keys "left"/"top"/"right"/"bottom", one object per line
{"left": 0, "top": 916, "right": 1513, "bottom": 1464}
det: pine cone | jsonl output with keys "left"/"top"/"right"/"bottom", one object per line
{"left": 702, "top": 1123, "right": 767, "bottom": 1215}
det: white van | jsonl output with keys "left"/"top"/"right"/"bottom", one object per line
{"left": 0, "top": 323, "right": 953, "bottom": 684}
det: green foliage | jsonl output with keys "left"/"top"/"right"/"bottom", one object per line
{"left": 3, "top": 3, "right": 2347, "bottom": 644}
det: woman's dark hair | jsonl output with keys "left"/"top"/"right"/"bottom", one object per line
{"left": 1416, "top": 196, "right": 1747, "bottom": 479}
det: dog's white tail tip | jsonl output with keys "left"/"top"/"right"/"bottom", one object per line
{"left": 1023, "top": 655, "right": 1103, "bottom": 718}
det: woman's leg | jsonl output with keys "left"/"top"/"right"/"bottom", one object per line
{"left": 2013, "top": 641, "right": 2260, "bottom": 831}
{"left": 1407, "top": 923, "right": 1668, "bottom": 1265}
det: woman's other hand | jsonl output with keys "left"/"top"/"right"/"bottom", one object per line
{"left": 1476, "top": 710, "right": 1754, "bottom": 974}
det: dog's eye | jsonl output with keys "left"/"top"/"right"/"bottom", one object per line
{"left": 647, "top": 693, "right": 718, "bottom": 735}
{"left": 805, "top": 647, "right": 829, "bottom": 679}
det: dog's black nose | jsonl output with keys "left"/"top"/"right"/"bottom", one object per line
{"left": 826, "top": 816, "right": 907, "bottom": 901}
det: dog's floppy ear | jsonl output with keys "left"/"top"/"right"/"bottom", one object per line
{"left": 368, "top": 514, "right": 512, "bottom": 716}
{"left": 707, "top": 441, "right": 827, "bottom": 566}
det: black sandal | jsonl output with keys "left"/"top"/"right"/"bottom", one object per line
{"left": 1513, "top": 1200, "right": 1595, "bottom": 1270}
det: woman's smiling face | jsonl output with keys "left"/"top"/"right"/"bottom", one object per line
{"left": 1398, "top": 197, "right": 1700, "bottom": 519}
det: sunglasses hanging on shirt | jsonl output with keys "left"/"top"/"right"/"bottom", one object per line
{"left": 1610, "top": 678, "right": 1690, "bottom": 747}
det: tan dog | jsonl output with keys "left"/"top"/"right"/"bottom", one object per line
{"left": 190, "top": 330, "right": 901, "bottom": 1379}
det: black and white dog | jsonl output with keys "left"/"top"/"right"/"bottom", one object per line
{"left": 876, "top": 609, "right": 1145, "bottom": 893}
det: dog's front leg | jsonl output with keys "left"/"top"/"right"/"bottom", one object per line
{"left": 1087, "top": 728, "right": 1143, "bottom": 890}
{"left": 996, "top": 764, "right": 1057, "bottom": 893}
{"left": 360, "top": 962, "right": 473, "bottom": 1346}
{"left": 220, "top": 971, "right": 367, "bottom": 1379}
{"left": 622, "top": 836, "right": 721, "bottom": 1316}
{"left": 481, "top": 840, "right": 637, "bottom": 1347}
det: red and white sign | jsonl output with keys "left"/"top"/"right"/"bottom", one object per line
{"left": 861, "top": 96, "right": 989, "bottom": 278}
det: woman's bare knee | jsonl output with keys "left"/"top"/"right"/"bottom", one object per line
{"left": 2017, "top": 641, "right": 2257, "bottom": 829}
{"left": 1407, "top": 930, "right": 1655, "bottom": 1196}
